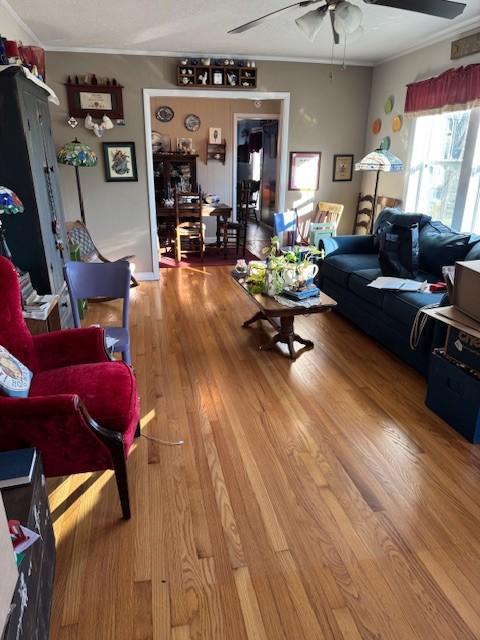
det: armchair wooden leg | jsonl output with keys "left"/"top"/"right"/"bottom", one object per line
{"left": 135, "top": 421, "right": 141, "bottom": 438}
{"left": 110, "top": 439, "right": 131, "bottom": 520}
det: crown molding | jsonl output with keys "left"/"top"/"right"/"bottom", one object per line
{"left": 43, "top": 45, "right": 374, "bottom": 67}
{"left": 0, "top": 0, "right": 43, "bottom": 45}
{"left": 377, "top": 15, "right": 480, "bottom": 66}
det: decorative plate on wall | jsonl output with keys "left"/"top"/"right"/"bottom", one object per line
{"left": 155, "top": 106, "right": 174, "bottom": 122}
{"left": 380, "top": 135, "right": 391, "bottom": 150}
{"left": 372, "top": 118, "right": 382, "bottom": 135}
{"left": 384, "top": 96, "right": 394, "bottom": 114}
{"left": 184, "top": 114, "right": 201, "bottom": 132}
{"left": 392, "top": 115, "right": 403, "bottom": 132}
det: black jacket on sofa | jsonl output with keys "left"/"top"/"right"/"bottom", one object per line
{"left": 319, "top": 209, "right": 480, "bottom": 376}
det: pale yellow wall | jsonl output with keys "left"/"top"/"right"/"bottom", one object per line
{"left": 0, "top": 1, "right": 36, "bottom": 43}
{"left": 362, "top": 33, "right": 480, "bottom": 205}
{"left": 46, "top": 52, "right": 372, "bottom": 273}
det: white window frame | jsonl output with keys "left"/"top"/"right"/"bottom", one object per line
{"left": 405, "top": 107, "right": 480, "bottom": 232}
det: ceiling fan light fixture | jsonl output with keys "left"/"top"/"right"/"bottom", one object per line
{"left": 295, "top": 8, "right": 325, "bottom": 41}
{"left": 334, "top": 1, "right": 362, "bottom": 35}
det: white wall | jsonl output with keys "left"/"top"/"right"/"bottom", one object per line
{"left": 0, "top": 0, "right": 39, "bottom": 43}
{"left": 362, "top": 31, "right": 480, "bottom": 206}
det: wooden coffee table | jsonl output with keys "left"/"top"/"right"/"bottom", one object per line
{"left": 232, "top": 275, "right": 337, "bottom": 360}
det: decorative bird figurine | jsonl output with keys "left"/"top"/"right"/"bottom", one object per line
{"left": 84, "top": 114, "right": 114, "bottom": 138}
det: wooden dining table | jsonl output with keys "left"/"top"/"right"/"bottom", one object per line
{"left": 156, "top": 202, "right": 233, "bottom": 250}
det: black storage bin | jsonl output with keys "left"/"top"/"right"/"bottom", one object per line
{"left": 426, "top": 351, "right": 480, "bottom": 443}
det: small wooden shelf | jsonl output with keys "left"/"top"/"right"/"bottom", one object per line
{"left": 177, "top": 64, "right": 257, "bottom": 89}
{"left": 207, "top": 142, "right": 226, "bottom": 164}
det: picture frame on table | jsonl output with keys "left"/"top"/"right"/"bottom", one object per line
{"left": 288, "top": 151, "right": 321, "bottom": 191}
{"left": 177, "top": 137, "right": 193, "bottom": 154}
{"left": 332, "top": 154, "right": 354, "bottom": 182}
{"left": 102, "top": 142, "right": 138, "bottom": 182}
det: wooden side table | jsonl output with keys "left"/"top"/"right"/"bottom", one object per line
{"left": 2, "top": 451, "right": 55, "bottom": 640}
{"left": 24, "top": 299, "right": 61, "bottom": 336}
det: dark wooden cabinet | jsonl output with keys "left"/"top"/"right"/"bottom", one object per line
{"left": 153, "top": 152, "right": 198, "bottom": 216}
{"left": 0, "top": 67, "right": 73, "bottom": 329}
{"left": 2, "top": 453, "right": 55, "bottom": 640}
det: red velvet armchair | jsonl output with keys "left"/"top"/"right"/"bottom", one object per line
{"left": 0, "top": 257, "right": 140, "bottom": 519}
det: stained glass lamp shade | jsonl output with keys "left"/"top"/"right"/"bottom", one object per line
{"left": 57, "top": 139, "right": 97, "bottom": 224}
{"left": 355, "top": 149, "right": 403, "bottom": 233}
{"left": 0, "top": 187, "right": 24, "bottom": 259}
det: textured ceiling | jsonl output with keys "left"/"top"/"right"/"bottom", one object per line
{"left": 8, "top": 0, "right": 480, "bottom": 65}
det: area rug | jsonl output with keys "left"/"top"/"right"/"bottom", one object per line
{"left": 159, "top": 247, "right": 259, "bottom": 268}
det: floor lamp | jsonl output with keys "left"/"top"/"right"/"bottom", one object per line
{"left": 355, "top": 149, "right": 403, "bottom": 233}
{"left": 57, "top": 139, "right": 97, "bottom": 225}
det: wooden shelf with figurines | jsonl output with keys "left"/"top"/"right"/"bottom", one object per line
{"left": 177, "top": 57, "right": 257, "bottom": 89}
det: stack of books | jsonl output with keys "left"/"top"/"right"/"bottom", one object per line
{"left": 282, "top": 284, "right": 320, "bottom": 301}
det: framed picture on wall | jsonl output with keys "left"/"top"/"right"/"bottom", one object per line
{"left": 209, "top": 127, "right": 222, "bottom": 144}
{"left": 288, "top": 152, "right": 321, "bottom": 191}
{"left": 332, "top": 154, "right": 354, "bottom": 182}
{"left": 102, "top": 142, "right": 138, "bottom": 182}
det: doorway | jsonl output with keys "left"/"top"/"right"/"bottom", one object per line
{"left": 143, "top": 89, "right": 290, "bottom": 279}
{"left": 234, "top": 116, "right": 280, "bottom": 227}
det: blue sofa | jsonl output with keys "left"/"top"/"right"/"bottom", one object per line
{"left": 319, "top": 209, "right": 480, "bottom": 375}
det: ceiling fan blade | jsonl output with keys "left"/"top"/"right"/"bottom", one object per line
{"left": 330, "top": 9, "right": 340, "bottom": 44}
{"left": 363, "top": 0, "right": 466, "bottom": 19}
{"left": 228, "top": 0, "right": 321, "bottom": 34}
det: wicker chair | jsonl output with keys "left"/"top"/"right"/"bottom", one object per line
{"left": 66, "top": 220, "right": 139, "bottom": 291}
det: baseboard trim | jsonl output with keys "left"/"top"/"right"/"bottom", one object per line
{"left": 135, "top": 272, "right": 158, "bottom": 281}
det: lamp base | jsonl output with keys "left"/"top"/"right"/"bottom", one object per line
{"left": 0, "top": 225, "right": 12, "bottom": 261}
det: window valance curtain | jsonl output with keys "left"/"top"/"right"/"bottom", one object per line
{"left": 405, "top": 64, "right": 480, "bottom": 116}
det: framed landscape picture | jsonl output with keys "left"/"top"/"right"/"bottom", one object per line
{"left": 288, "top": 152, "right": 321, "bottom": 191}
{"left": 103, "top": 142, "right": 138, "bottom": 182}
{"left": 333, "top": 154, "right": 354, "bottom": 182}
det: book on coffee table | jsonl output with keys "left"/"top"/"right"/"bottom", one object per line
{"left": 0, "top": 449, "right": 37, "bottom": 489}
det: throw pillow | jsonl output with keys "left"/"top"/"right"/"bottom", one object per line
{"left": 419, "top": 222, "right": 471, "bottom": 276}
{"left": 378, "top": 222, "right": 419, "bottom": 278}
{"left": 0, "top": 346, "right": 32, "bottom": 398}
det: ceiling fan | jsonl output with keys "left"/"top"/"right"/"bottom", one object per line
{"left": 228, "top": 0, "right": 466, "bottom": 44}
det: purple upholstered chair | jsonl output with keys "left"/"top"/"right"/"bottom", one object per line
{"left": 64, "top": 261, "right": 132, "bottom": 365}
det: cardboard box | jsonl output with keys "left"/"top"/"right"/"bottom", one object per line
{"left": 445, "top": 326, "right": 480, "bottom": 371}
{"left": 453, "top": 260, "right": 480, "bottom": 323}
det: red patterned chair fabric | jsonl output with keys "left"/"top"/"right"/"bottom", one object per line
{"left": 0, "top": 257, "right": 139, "bottom": 518}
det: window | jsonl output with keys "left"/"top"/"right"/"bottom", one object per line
{"left": 405, "top": 108, "right": 480, "bottom": 232}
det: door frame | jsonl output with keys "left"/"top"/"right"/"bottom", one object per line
{"left": 233, "top": 113, "right": 281, "bottom": 225}
{"left": 143, "top": 88, "right": 290, "bottom": 279}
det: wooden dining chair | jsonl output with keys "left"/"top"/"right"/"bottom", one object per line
{"left": 222, "top": 183, "right": 250, "bottom": 258}
{"left": 175, "top": 189, "right": 205, "bottom": 262}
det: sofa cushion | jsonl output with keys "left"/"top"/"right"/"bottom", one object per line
{"left": 465, "top": 239, "right": 480, "bottom": 261}
{"left": 30, "top": 361, "right": 138, "bottom": 433}
{"left": 348, "top": 268, "right": 384, "bottom": 307}
{"left": 383, "top": 290, "right": 446, "bottom": 327}
{"left": 322, "top": 254, "right": 380, "bottom": 288}
{"left": 419, "top": 221, "right": 471, "bottom": 275}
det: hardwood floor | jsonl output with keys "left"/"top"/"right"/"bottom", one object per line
{"left": 49, "top": 266, "right": 480, "bottom": 640}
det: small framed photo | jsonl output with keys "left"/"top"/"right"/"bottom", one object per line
{"left": 288, "top": 151, "right": 321, "bottom": 191}
{"left": 152, "top": 132, "right": 170, "bottom": 153}
{"left": 212, "top": 71, "right": 223, "bottom": 85}
{"left": 102, "top": 142, "right": 138, "bottom": 182}
{"left": 177, "top": 137, "right": 193, "bottom": 154}
{"left": 209, "top": 127, "right": 222, "bottom": 144}
{"left": 333, "top": 154, "right": 354, "bottom": 182}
